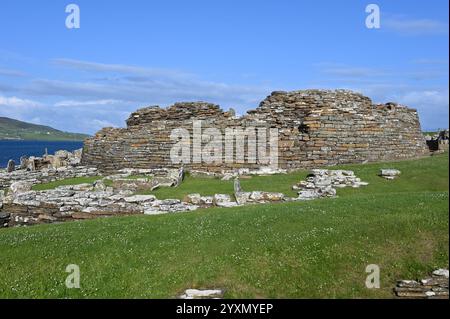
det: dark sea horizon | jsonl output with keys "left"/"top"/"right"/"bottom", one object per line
{"left": 0, "top": 140, "right": 84, "bottom": 168}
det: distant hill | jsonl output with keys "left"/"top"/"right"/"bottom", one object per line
{"left": 0, "top": 117, "right": 90, "bottom": 141}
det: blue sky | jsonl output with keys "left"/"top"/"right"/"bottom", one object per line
{"left": 0, "top": 0, "right": 448, "bottom": 134}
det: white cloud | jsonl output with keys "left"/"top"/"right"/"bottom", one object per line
{"left": 320, "top": 66, "right": 387, "bottom": 78}
{"left": 0, "top": 95, "right": 42, "bottom": 107}
{"left": 384, "top": 17, "right": 448, "bottom": 36}
{"left": 310, "top": 62, "right": 449, "bottom": 130}
{"left": 398, "top": 90, "right": 449, "bottom": 107}
{"left": 0, "top": 68, "right": 27, "bottom": 77}
{"left": 0, "top": 96, "right": 46, "bottom": 124}
{"left": 396, "top": 89, "right": 449, "bottom": 130}
{"left": 3, "top": 56, "right": 448, "bottom": 135}
{"left": 26, "top": 58, "right": 270, "bottom": 110}
{"left": 54, "top": 99, "right": 126, "bottom": 107}
{"left": 52, "top": 58, "right": 193, "bottom": 80}
{"left": 412, "top": 58, "right": 449, "bottom": 65}
{"left": 316, "top": 62, "right": 446, "bottom": 81}
{"left": 90, "top": 119, "right": 117, "bottom": 130}
{"left": 0, "top": 99, "right": 130, "bottom": 135}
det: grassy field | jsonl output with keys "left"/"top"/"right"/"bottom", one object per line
{"left": 0, "top": 153, "right": 448, "bottom": 298}
{"left": 151, "top": 154, "right": 448, "bottom": 200}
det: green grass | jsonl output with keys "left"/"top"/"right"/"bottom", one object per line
{"left": 148, "top": 154, "right": 448, "bottom": 200}
{"left": 0, "top": 153, "right": 448, "bottom": 298}
{"left": 144, "top": 170, "right": 307, "bottom": 199}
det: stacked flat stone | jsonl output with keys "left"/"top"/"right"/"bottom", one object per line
{"left": 81, "top": 90, "right": 428, "bottom": 174}
{"left": 0, "top": 166, "right": 99, "bottom": 190}
{"left": 1, "top": 170, "right": 289, "bottom": 227}
{"left": 1, "top": 182, "right": 198, "bottom": 226}
{"left": 425, "top": 129, "right": 449, "bottom": 152}
{"left": 394, "top": 269, "right": 449, "bottom": 299}
{"left": 17, "top": 148, "right": 83, "bottom": 171}
{"left": 294, "top": 169, "right": 369, "bottom": 200}
{"left": 379, "top": 169, "right": 401, "bottom": 180}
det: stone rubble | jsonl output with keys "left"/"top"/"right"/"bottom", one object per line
{"left": 379, "top": 169, "right": 401, "bottom": 180}
{"left": 183, "top": 193, "right": 202, "bottom": 205}
{"left": 0, "top": 212, "right": 9, "bottom": 228}
{"left": 1, "top": 148, "right": 98, "bottom": 191}
{"left": 150, "top": 167, "right": 184, "bottom": 190}
{"left": 213, "top": 194, "right": 238, "bottom": 208}
{"left": 0, "top": 157, "right": 191, "bottom": 226}
{"left": 425, "top": 129, "right": 449, "bottom": 153}
{"left": 18, "top": 149, "right": 83, "bottom": 171}
{"left": 1, "top": 147, "right": 371, "bottom": 228}
{"left": 0, "top": 181, "right": 200, "bottom": 226}
{"left": 221, "top": 167, "right": 287, "bottom": 180}
{"left": 293, "top": 169, "right": 368, "bottom": 200}
{"left": 433, "top": 269, "right": 449, "bottom": 278}
{"left": 143, "top": 199, "right": 198, "bottom": 216}
{"left": 0, "top": 166, "right": 100, "bottom": 190}
{"left": 0, "top": 166, "right": 373, "bottom": 227}
{"left": 394, "top": 269, "right": 449, "bottom": 299}
{"left": 233, "top": 177, "right": 286, "bottom": 205}
{"left": 9, "top": 181, "right": 33, "bottom": 195}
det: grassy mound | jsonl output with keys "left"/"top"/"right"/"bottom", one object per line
{"left": 0, "top": 153, "right": 448, "bottom": 298}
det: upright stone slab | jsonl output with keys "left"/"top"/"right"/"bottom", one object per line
{"left": 234, "top": 177, "right": 242, "bottom": 193}
{"left": 6, "top": 160, "right": 15, "bottom": 173}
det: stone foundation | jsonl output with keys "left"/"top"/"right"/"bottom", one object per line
{"left": 0, "top": 167, "right": 368, "bottom": 228}
{"left": 395, "top": 269, "right": 449, "bottom": 299}
{"left": 0, "top": 166, "right": 99, "bottom": 190}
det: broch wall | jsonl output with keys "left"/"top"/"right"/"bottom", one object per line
{"left": 81, "top": 90, "right": 428, "bottom": 173}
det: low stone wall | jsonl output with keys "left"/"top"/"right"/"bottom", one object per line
{"left": 0, "top": 168, "right": 368, "bottom": 228}
{"left": 0, "top": 166, "right": 99, "bottom": 190}
{"left": 82, "top": 90, "right": 428, "bottom": 174}
{"left": 426, "top": 129, "right": 449, "bottom": 152}
{"left": 395, "top": 269, "right": 449, "bottom": 299}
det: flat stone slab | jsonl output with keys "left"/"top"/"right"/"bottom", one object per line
{"left": 179, "top": 289, "right": 224, "bottom": 299}
{"left": 433, "top": 269, "right": 449, "bottom": 278}
{"left": 379, "top": 169, "right": 401, "bottom": 180}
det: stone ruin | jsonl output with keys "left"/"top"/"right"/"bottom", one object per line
{"left": 0, "top": 89, "right": 437, "bottom": 228}
{"left": 25, "top": 149, "right": 83, "bottom": 170}
{"left": 82, "top": 90, "right": 428, "bottom": 174}
{"left": 0, "top": 167, "right": 368, "bottom": 227}
{"left": 292, "top": 169, "right": 369, "bottom": 200}
{"left": 0, "top": 149, "right": 98, "bottom": 191}
{"left": 15, "top": 149, "right": 83, "bottom": 172}
{"left": 425, "top": 129, "right": 449, "bottom": 153}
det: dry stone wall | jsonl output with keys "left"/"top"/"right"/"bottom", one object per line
{"left": 82, "top": 90, "right": 428, "bottom": 173}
